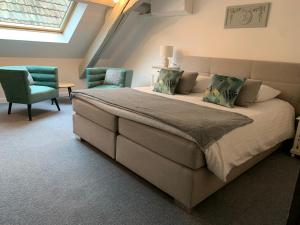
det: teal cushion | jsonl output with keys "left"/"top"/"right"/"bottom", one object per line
{"left": 86, "top": 68, "right": 107, "bottom": 75}
{"left": 88, "top": 81, "right": 103, "bottom": 89}
{"left": 93, "top": 85, "right": 120, "bottom": 89}
{"left": 29, "top": 73, "right": 56, "bottom": 82}
{"left": 203, "top": 74, "right": 246, "bottom": 108}
{"left": 104, "top": 69, "right": 125, "bottom": 86}
{"left": 32, "top": 81, "right": 57, "bottom": 88}
{"left": 30, "top": 85, "right": 58, "bottom": 103}
{"left": 26, "top": 66, "right": 58, "bottom": 88}
{"left": 153, "top": 69, "right": 184, "bottom": 95}
{"left": 26, "top": 66, "right": 57, "bottom": 74}
{"left": 88, "top": 73, "right": 105, "bottom": 82}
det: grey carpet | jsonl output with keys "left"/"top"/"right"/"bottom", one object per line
{"left": 0, "top": 99, "right": 299, "bottom": 225}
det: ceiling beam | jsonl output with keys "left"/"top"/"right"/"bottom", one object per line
{"left": 73, "top": 0, "right": 115, "bottom": 7}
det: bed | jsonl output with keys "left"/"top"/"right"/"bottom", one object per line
{"left": 72, "top": 57, "right": 300, "bottom": 210}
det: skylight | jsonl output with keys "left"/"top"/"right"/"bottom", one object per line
{"left": 0, "top": 0, "right": 75, "bottom": 32}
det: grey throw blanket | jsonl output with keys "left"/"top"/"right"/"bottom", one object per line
{"left": 73, "top": 88, "right": 253, "bottom": 150}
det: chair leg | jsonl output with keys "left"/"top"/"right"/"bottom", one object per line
{"left": 52, "top": 98, "right": 60, "bottom": 111}
{"left": 27, "top": 104, "right": 32, "bottom": 121}
{"left": 8, "top": 103, "right": 12, "bottom": 114}
{"left": 68, "top": 87, "right": 72, "bottom": 100}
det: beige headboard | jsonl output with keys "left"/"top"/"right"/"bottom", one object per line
{"left": 180, "top": 56, "right": 300, "bottom": 115}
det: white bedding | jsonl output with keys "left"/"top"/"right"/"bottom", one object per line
{"left": 135, "top": 87, "right": 295, "bottom": 181}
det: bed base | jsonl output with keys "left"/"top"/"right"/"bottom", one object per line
{"left": 73, "top": 114, "right": 117, "bottom": 159}
{"left": 116, "top": 134, "right": 279, "bottom": 209}
{"left": 73, "top": 105, "right": 280, "bottom": 210}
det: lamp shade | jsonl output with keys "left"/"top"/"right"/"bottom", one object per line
{"left": 160, "top": 45, "right": 173, "bottom": 58}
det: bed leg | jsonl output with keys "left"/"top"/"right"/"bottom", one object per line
{"left": 74, "top": 134, "right": 85, "bottom": 142}
{"left": 174, "top": 200, "right": 193, "bottom": 214}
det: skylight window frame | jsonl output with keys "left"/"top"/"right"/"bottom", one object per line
{"left": 0, "top": 1, "right": 77, "bottom": 33}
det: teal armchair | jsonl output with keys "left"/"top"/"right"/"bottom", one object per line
{"left": 0, "top": 66, "right": 60, "bottom": 121}
{"left": 86, "top": 67, "right": 133, "bottom": 89}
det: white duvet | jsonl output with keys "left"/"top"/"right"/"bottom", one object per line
{"left": 135, "top": 87, "right": 295, "bottom": 181}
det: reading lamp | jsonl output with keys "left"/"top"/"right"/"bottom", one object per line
{"left": 160, "top": 45, "right": 173, "bottom": 68}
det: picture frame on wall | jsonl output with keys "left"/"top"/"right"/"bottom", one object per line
{"left": 225, "top": 3, "right": 271, "bottom": 28}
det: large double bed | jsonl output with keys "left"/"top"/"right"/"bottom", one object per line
{"left": 72, "top": 57, "right": 300, "bottom": 210}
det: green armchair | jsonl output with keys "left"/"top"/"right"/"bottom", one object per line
{"left": 86, "top": 67, "right": 133, "bottom": 89}
{"left": 0, "top": 66, "right": 60, "bottom": 121}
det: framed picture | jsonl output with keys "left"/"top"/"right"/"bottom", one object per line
{"left": 225, "top": 3, "right": 271, "bottom": 28}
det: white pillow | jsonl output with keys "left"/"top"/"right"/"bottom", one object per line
{"left": 191, "top": 73, "right": 212, "bottom": 93}
{"left": 256, "top": 85, "right": 281, "bottom": 102}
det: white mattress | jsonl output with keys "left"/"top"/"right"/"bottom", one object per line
{"left": 135, "top": 87, "right": 295, "bottom": 181}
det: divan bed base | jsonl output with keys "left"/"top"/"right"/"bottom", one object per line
{"left": 72, "top": 98, "right": 281, "bottom": 210}
{"left": 73, "top": 114, "right": 116, "bottom": 159}
{"left": 116, "top": 135, "right": 280, "bottom": 209}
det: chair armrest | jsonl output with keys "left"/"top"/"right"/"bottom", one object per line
{"left": 123, "top": 69, "right": 133, "bottom": 88}
{"left": 115, "top": 69, "right": 133, "bottom": 88}
{"left": 26, "top": 66, "right": 58, "bottom": 89}
{"left": 86, "top": 67, "right": 107, "bottom": 88}
{"left": 0, "top": 68, "right": 31, "bottom": 103}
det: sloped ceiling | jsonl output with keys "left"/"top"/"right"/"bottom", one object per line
{"left": 0, "top": 4, "right": 107, "bottom": 58}
{"left": 96, "top": 11, "right": 149, "bottom": 67}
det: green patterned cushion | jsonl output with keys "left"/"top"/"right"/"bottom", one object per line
{"left": 153, "top": 69, "right": 184, "bottom": 95}
{"left": 104, "top": 69, "right": 125, "bottom": 86}
{"left": 203, "top": 74, "right": 246, "bottom": 108}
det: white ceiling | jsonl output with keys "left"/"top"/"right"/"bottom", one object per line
{"left": 0, "top": 4, "right": 107, "bottom": 58}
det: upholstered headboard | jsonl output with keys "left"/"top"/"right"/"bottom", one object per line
{"left": 180, "top": 56, "right": 300, "bottom": 115}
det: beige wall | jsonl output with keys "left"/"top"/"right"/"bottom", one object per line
{"left": 120, "top": 0, "right": 300, "bottom": 87}
{"left": 0, "top": 58, "right": 84, "bottom": 101}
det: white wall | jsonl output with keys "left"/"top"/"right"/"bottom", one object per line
{"left": 0, "top": 58, "right": 84, "bottom": 101}
{"left": 0, "top": 5, "right": 107, "bottom": 58}
{"left": 118, "top": 0, "right": 300, "bottom": 87}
